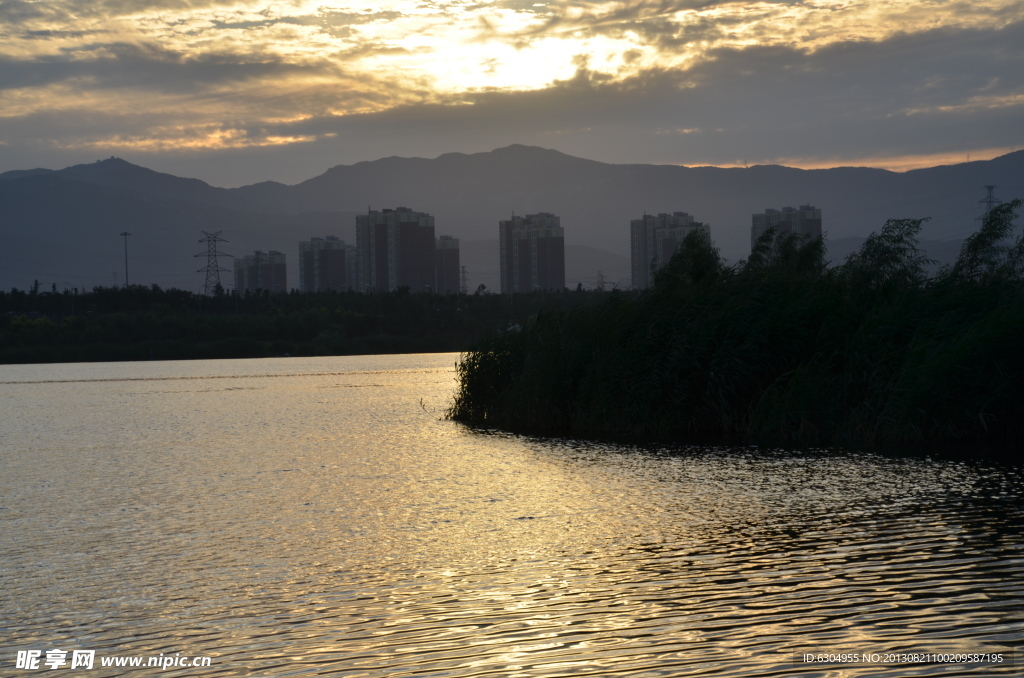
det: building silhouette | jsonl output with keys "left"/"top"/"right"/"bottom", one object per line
{"left": 630, "top": 212, "right": 709, "bottom": 289}
{"left": 299, "top": 236, "right": 356, "bottom": 292}
{"left": 751, "top": 205, "right": 822, "bottom": 251}
{"left": 356, "top": 207, "right": 460, "bottom": 293}
{"left": 499, "top": 212, "right": 565, "bottom": 293}
{"left": 435, "top": 235, "right": 460, "bottom": 295}
{"left": 357, "top": 207, "right": 435, "bottom": 292}
{"left": 233, "top": 250, "right": 287, "bottom": 294}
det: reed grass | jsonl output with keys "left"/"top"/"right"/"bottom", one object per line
{"left": 448, "top": 201, "right": 1024, "bottom": 458}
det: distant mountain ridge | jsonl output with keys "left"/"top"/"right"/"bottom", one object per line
{"left": 1, "top": 145, "right": 1021, "bottom": 292}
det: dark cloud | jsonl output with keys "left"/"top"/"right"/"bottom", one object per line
{"left": 207, "top": 16, "right": 318, "bottom": 31}
{"left": 493, "top": 0, "right": 782, "bottom": 42}
{"left": 19, "top": 29, "right": 104, "bottom": 39}
{"left": 0, "top": 0, "right": 253, "bottom": 24}
{"left": 0, "top": 41, "right": 333, "bottom": 93}
{"left": 204, "top": 10, "right": 407, "bottom": 33}
{"left": 0, "top": 1, "right": 406, "bottom": 36}
{"left": 490, "top": 0, "right": 548, "bottom": 11}
{"left": 320, "top": 10, "right": 406, "bottom": 26}
{"left": 0, "top": 0, "right": 65, "bottom": 23}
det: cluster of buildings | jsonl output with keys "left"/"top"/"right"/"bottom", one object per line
{"left": 233, "top": 208, "right": 463, "bottom": 295}
{"left": 628, "top": 204, "right": 822, "bottom": 289}
{"left": 750, "top": 205, "right": 822, "bottom": 251}
{"left": 233, "top": 207, "right": 567, "bottom": 296}
{"left": 499, "top": 213, "right": 565, "bottom": 293}
{"left": 299, "top": 236, "right": 357, "bottom": 294}
{"left": 629, "top": 212, "right": 710, "bottom": 289}
{"left": 232, "top": 203, "right": 822, "bottom": 294}
{"left": 233, "top": 250, "right": 287, "bottom": 294}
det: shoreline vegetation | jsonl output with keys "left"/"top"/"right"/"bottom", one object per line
{"left": 448, "top": 201, "right": 1023, "bottom": 460}
{"left": 0, "top": 284, "right": 609, "bottom": 365}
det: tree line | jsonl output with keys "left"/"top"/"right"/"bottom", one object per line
{"left": 0, "top": 284, "right": 610, "bottom": 364}
{"left": 448, "top": 201, "right": 1024, "bottom": 458}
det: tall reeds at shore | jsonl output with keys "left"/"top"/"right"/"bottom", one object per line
{"left": 448, "top": 201, "right": 1024, "bottom": 456}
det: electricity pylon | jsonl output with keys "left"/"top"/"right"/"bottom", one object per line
{"left": 195, "top": 231, "right": 231, "bottom": 295}
{"left": 978, "top": 185, "right": 1002, "bottom": 223}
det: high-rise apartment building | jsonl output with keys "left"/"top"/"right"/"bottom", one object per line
{"left": 299, "top": 236, "right": 357, "bottom": 292}
{"left": 435, "top": 235, "right": 460, "bottom": 295}
{"left": 355, "top": 207, "right": 460, "bottom": 294}
{"left": 233, "top": 250, "right": 287, "bottom": 294}
{"left": 751, "top": 205, "right": 822, "bottom": 251}
{"left": 499, "top": 213, "right": 565, "bottom": 293}
{"left": 356, "top": 207, "right": 435, "bottom": 292}
{"left": 630, "top": 212, "right": 710, "bottom": 289}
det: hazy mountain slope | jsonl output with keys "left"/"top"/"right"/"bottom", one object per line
{"left": 256, "top": 146, "right": 1022, "bottom": 258}
{"left": 2, "top": 145, "right": 1021, "bottom": 293}
{"left": 0, "top": 168, "right": 53, "bottom": 181}
{"left": 0, "top": 173, "right": 356, "bottom": 291}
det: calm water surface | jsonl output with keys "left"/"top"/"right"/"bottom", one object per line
{"left": 1, "top": 354, "right": 1021, "bottom": 676}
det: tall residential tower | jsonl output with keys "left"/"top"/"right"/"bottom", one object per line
{"left": 299, "top": 236, "right": 357, "bottom": 292}
{"left": 355, "top": 207, "right": 460, "bottom": 293}
{"left": 233, "top": 250, "right": 287, "bottom": 294}
{"left": 435, "top": 235, "right": 460, "bottom": 295}
{"left": 751, "top": 205, "right": 822, "bottom": 251}
{"left": 356, "top": 207, "right": 436, "bottom": 292}
{"left": 630, "top": 212, "right": 710, "bottom": 289}
{"left": 499, "top": 212, "right": 565, "bottom": 293}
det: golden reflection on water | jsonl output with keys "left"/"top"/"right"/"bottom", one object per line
{"left": 0, "top": 354, "right": 1022, "bottom": 676}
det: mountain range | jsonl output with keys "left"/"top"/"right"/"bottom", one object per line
{"left": 2, "top": 144, "right": 1022, "bottom": 293}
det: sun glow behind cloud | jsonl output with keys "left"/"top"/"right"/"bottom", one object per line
{"left": 0, "top": 0, "right": 1022, "bottom": 171}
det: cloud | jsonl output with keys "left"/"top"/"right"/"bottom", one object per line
{"left": 502, "top": 0, "right": 752, "bottom": 39}
{"left": 0, "top": 0, "right": 1023, "bottom": 185}
{"left": 270, "top": 19, "right": 1024, "bottom": 169}
{"left": 0, "top": 42, "right": 327, "bottom": 94}
{"left": 320, "top": 10, "right": 407, "bottom": 27}
{"left": 0, "top": 0, "right": 258, "bottom": 24}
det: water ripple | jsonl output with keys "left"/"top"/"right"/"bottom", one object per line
{"left": 1, "top": 355, "right": 1021, "bottom": 676}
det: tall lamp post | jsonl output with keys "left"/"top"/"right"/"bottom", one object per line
{"left": 119, "top": 231, "right": 131, "bottom": 287}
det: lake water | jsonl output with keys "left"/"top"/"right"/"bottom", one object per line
{"left": 1, "top": 354, "right": 1021, "bottom": 676}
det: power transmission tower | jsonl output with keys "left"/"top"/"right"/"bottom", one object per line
{"left": 978, "top": 185, "right": 1002, "bottom": 223}
{"left": 596, "top": 270, "right": 606, "bottom": 292}
{"left": 460, "top": 265, "right": 469, "bottom": 295}
{"left": 195, "top": 231, "right": 232, "bottom": 295}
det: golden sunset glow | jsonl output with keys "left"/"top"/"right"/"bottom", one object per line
{"left": 1, "top": 0, "right": 1023, "bottom": 177}
{"left": 771, "top": 145, "right": 1024, "bottom": 172}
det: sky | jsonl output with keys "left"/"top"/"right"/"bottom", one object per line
{"left": 1, "top": 0, "right": 1023, "bottom": 187}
